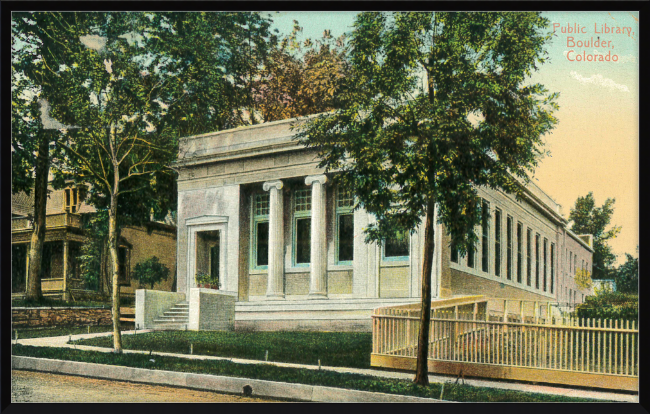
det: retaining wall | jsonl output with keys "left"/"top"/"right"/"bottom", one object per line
{"left": 12, "top": 307, "right": 112, "bottom": 328}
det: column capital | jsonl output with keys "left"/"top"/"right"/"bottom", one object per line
{"left": 263, "top": 180, "right": 284, "bottom": 192}
{"left": 305, "top": 175, "right": 327, "bottom": 186}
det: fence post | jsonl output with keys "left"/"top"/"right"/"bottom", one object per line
{"left": 452, "top": 306, "right": 459, "bottom": 360}
{"left": 503, "top": 300, "right": 508, "bottom": 322}
{"left": 520, "top": 300, "right": 525, "bottom": 323}
{"left": 534, "top": 301, "right": 539, "bottom": 324}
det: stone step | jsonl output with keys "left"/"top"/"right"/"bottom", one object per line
{"left": 163, "top": 311, "right": 189, "bottom": 315}
{"left": 150, "top": 324, "right": 187, "bottom": 330}
{"left": 153, "top": 318, "right": 189, "bottom": 324}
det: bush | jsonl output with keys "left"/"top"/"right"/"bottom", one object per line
{"left": 132, "top": 256, "right": 170, "bottom": 289}
{"left": 575, "top": 291, "right": 638, "bottom": 321}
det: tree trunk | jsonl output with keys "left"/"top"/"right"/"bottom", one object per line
{"left": 108, "top": 189, "right": 123, "bottom": 352}
{"left": 414, "top": 197, "right": 436, "bottom": 386}
{"left": 25, "top": 132, "right": 51, "bottom": 301}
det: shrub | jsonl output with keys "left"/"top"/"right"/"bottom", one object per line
{"left": 132, "top": 256, "right": 170, "bottom": 289}
{"left": 575, "top": 291, "right": 638, "bottom": 321}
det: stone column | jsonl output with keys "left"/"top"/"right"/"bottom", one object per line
{"left": 305, "top": 175, "right": 328, "bottom": 298}
{"left": 263, "top": 180, "right": 285, "bottom": 299}
{"left": 62, "top": 240, "right": 69, "bottom": 301}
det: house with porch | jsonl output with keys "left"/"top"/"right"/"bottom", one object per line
{"left": 11, "top": 184, "right": 177, "bottom": 302}
{"left": 165, "top": 115, "right": 593, "bottom": 331}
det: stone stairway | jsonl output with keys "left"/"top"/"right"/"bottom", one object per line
{"left": 151, "top": 302, "right": 189, "bottom": 330}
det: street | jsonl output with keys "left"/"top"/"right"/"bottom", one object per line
{"left": 11, "top": 370, "right": 281, "bottom": 403}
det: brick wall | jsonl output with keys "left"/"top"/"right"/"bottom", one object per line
{"left": 12, "top": 307, "right": 112, "bottom": 328}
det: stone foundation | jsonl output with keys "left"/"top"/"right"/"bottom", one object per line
{"left": 12, "top": 307, "right": 112, "bottom": 328}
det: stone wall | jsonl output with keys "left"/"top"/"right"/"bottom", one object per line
{"left": 12, "top": 307, "right": 112, "bottom": 328}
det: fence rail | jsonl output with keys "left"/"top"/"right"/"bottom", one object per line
{"left": 371, "top": 299, "right": 638, "bottom": 391}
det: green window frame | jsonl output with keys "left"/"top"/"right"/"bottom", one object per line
{"left": 481, "top": 199, "right": 490, "bottom": 273}
{"left": 335, "top": 186, "right": 354, "bottom": 265}
{"left": 535, "top": 233, "right": 540, "bottom": 289}
{"left": 543, "top": 238, "right": 548, "bottom": 292}
{"left": 526, "top": 228, "right": 532, "bottom": 286}
{"left": 293, "top": 188, "right": 312, "bottom": 267}
{"left": 383, "top": 228, "right": 410, "bottom": 261}
{"left": 550, "top": 243, "right": 555, "bottom": 294}
{"left": 506, "top": 215, "right": 513, "bottom": 280}
{"left": 250, "top": 193, "right": 270, "bottom": 270}
{"left": 516, "top": 222, "right": 522, "bottom": 283}
{"left": 494, "top": 208, "right": 501, "bottom": 277}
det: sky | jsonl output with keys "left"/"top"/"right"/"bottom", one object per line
{"left": 267, "top": 11, "right": 639, "bottom": 264}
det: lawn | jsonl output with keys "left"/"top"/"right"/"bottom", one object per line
{"left": 13, "top": 325, "right": 113, "bottom": 340}
{"left": 11, "top": 344, "right": 602, "bottom": 402}
{"left": 73, "top": 331, "right": 373, "bottom": 368}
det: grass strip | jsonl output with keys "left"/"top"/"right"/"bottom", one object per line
{"left": 12, "top": 344, "right": 602, "bottom": 402}
{"left": 73, "top": 331, "right": 373, "bottom": 369}
{"left": 12, "top": 325, "right": 113, "bottom": 340}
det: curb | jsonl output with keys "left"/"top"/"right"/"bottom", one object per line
{"left": 12, "top": 356, "right": 444, "bottom": 403}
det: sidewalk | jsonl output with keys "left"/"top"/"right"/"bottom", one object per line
{"left": 15, "top": 330, "right": 638, "bottom": 403}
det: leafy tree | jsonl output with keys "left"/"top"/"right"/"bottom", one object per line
{"left": 574, "top": 268, "right": 593, "bottom": 290}
{"left": 298, "top": 12, "right": 558, "bottom": 385}
{"left": 575, "top": 290, "right": 637, "bottom": 321}
{"left": 156, "top": 12, "right": 276, "bottom": 134}
{"left": 78, "top": 210, "right": 110, "bottom": 292}
{"left": 252, "top": 22, "right": 349, "bottom": 122}
{"left": 12, "top": 21, "right": 66, "bottom": 301}
{"left": 133, "top": 256, "right": 170, "bottom": 289}
{"left": 615, "top": 249, "right": 638, "bottom": 294}
{"left": 569, "top": 192, "right": 621, "bottom": 280}
{"left": 13, "top": 11, "right": 275, "bottom": 352}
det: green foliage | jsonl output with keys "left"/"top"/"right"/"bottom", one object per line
{"left": 78, "top": 211, "right": 109, "bottom": 292}
{"left": 195, "top": 272, "right": 215, "bottom": 286}
{"left": 297, "top": 12, "right": 559, "bottom": 252}
{"left": 615, "top": 250, "right": 638, "bottom": 294}
{"left": 12, "top": 344, "right": 600, "bottom": 402}
{"left": 574, "top": 268, "right": 593, "bottom": 290}
{"left": 569, "top": 192, "right": 621, "bottom": 280}
{"left": 575, "top": 291, "right": 638, "bottom": 321}
{"left": 132, "top": 256, "right": 170, "bottom": 289}
{"left": 252, "top": 22, "right": 350, "bottom": 122}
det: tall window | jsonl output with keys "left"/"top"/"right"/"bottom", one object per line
{"left": 550, "top": 243, "right": 555, "bottom": 294}
{"left": 251, "top": 194, "right": 269, "bottom": 269}
{"left": 384, "top": 229, "right": 409, "bottom": 260}
{"left": 450, "top": 240, "right": 459, "bottom": 263}
{"left": 569, "top": 251, "right": 573, "bottom": 273}
{"left": 293, "top": 188, "right": 312, "bottom": 266}
{"left": 517, "top": 222, "right": 522, "bottom": 283}
{"left": 118, "top": 247, "right": 129, "bottom": 285}
{"left": 543, "top": 238, "right": 548, "bottom": 292}
{"left": 582, "top": 259, "right": 585, "bottom": 271}
{"left": 481, "top": 200, "right": 490, "bottom": 273}
{"left": 526, "top": 228, "right": 532, "bottom": 286}
{"left": 467, "top": 238, "right": 475, "bottom": 268}
{"left": 506, "top": 216, "right": 513, "bottom": 280}
{"left": 64, "top": 188, "right": 78, "bottom": 213}
{"left": 494, "top": 209, "right": 502, "bottom": 277}
{"left": 574, "top": 255, "right": 577, "bottom": 275}
{"left": 336, "top": 186, "right": 354, "bottom": 264}
{"left": 535, "top": 234, "right": 540, "bottom": 289}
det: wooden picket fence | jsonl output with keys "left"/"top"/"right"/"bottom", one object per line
{"left": 371, "top": 298, "right": 638, "bottom": 392}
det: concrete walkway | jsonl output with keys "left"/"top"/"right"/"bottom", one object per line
{"left": 15, "top": 330, "right": 637, "bottom": 403}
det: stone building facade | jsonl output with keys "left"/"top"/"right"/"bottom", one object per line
{"left": 174, "top": 116, "right": 593, "bottom": 330}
